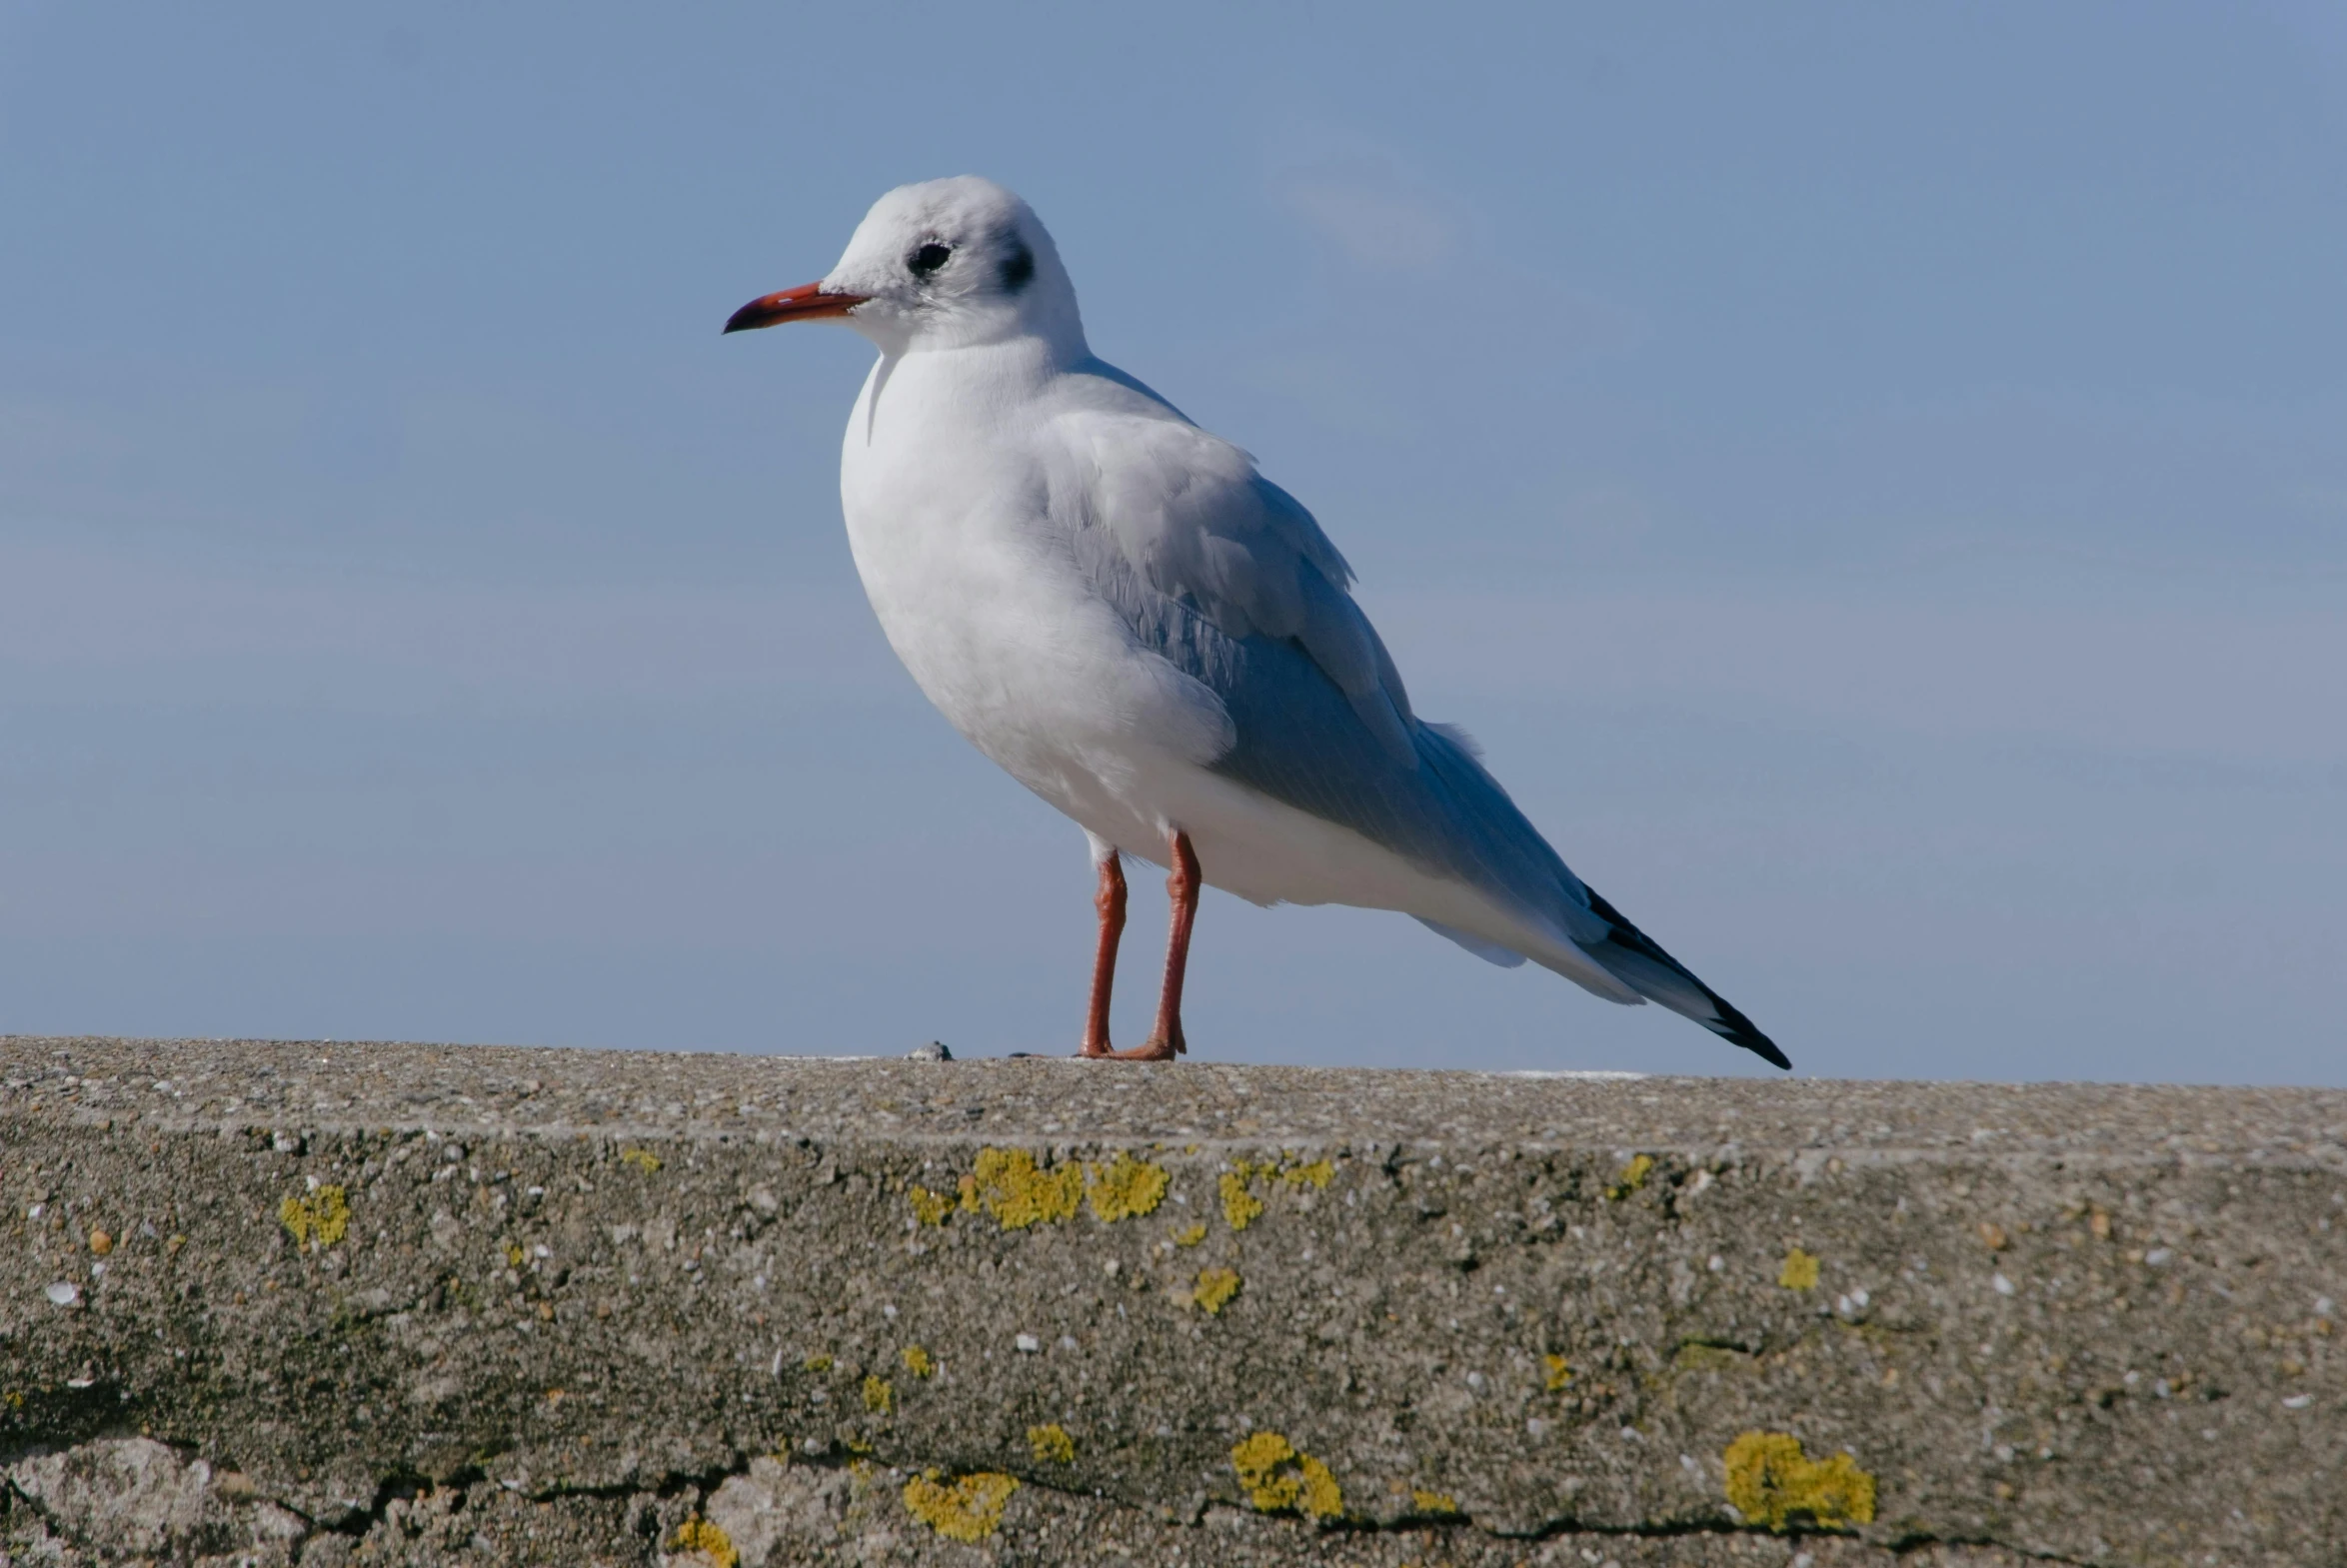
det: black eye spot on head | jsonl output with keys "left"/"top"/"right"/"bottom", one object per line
{"left": 909, "top": 242, "right": 952, "bottom": 279}
{"left": 999, "top": 240, "right": 1035, "bottom": 294}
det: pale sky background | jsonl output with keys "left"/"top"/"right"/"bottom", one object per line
{"left": 3, "top": 2, "right": 2343, "bottom": 1082}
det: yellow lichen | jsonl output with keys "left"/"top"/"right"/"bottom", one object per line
{"left": 907, "top": 1185, "right": 957, "bottom": 1226}
{"left": 1674, "top": 1342, "right": 1746, "bottom": 1374}
{"left": 1280, "top": 1158, "right": 1334, "bottom": 1188}
{"left": 903, "top": 1470, "right": 1019, "bottom": 1542}
{"left": 1230, "top": 1432, "right": 1343, "bottom": 1520}
{"left": 505, "top": 1243, "right": 526, "bottom": 1268}
{"left": 1219, "top": 1167, "right": 1265, "bottom": 1231}
{"left": 1173, "top": 1222, "right": 1207, "bottom": 1247}
{"left": 1607, "top": 1153, "right": 1655, "bottom": 1200}
{"left": 862, "top": 1375, "right": 893, "bottom": 1414}
{"left": 1084, "top": 1152, "right": 1171, "bottom": 1221}
{"left": 1191, "top": 1267, "right": 1242, "bottom": 1315}
{"left": 671, "top": 1516, "right": 739, "bottom": 1568}
{"left": 1779, "top": 1248, "right": 1821, "bottom": 1290}
{"left": 279, "top": 1186, "right": 349, "bottom": 1248}
{"left": 1542, "top": 1354, "right": 1572, "bottom": 1390}
{"left": 619, "top": 1148, "right": 662, "bottom": 1173}
{"left": 1028, "top": 1422, "right": 1076, "bottom": 1463}
{"left": 1411, "top": 1488, "right": 1459, "bottom": 1515}
{"left": 901, "top": 1345, "right": 935, "bottom": 1378}
{"left": 1722, "top": 1431, "right": 1876, "bottom": 1531}
{"left": 966, "top": 1148, "right": 1084, "bottom": 1229}
{"left": 803, "top": 1354, "right": 833, "bottom": 1373}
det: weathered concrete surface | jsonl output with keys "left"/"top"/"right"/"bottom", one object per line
{"left": 2, "top": 1036, "right": 2341, "bottom": 1568}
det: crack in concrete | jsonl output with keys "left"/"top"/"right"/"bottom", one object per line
{"left": 95, "top": 1441, "right": 2028, "bottom": 1563}
{"left": 1879, "top": 1529, "right": 2099, "bottom": 1567}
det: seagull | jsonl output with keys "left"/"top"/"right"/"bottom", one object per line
{"left": 726, "top": 176, "right": 1787, "bottom": 1070}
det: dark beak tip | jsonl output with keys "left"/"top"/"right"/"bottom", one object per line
{"left": 723, "top": 284, "right": 867, "bottom": 337}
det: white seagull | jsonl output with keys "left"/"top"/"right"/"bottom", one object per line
{"left": 727, "top": 177, "right": 1786, "bottom": 1069}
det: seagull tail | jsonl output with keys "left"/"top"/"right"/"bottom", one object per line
{"left": 1572, "top": 887, "right": 1790, "bottom": 1070}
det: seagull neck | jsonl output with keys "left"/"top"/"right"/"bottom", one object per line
{"left": 887, "top": 332, "right": 1081, "bottom": 393}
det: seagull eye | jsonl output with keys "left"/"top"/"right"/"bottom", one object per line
{"left": 909, "top": 243, "right": 953, "bottom": 278}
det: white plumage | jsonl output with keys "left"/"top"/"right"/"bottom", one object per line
{"left": 727, "top": 176, "right": 1784, "bottom": 1068}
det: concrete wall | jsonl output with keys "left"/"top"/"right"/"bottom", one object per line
{"left": 3, "top": 1034, "right": 2341, "bottom": 1567}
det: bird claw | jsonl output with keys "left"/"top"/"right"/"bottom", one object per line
{"left": 1134, "top": 1032, "right": 1181, "bottom": 1061}
{"left": 1076, "top": 1035, "right": 1180, "bottom": 1062}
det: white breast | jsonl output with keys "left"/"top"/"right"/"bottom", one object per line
{"left": 836, "top": 348, "right": 1231, "bottom": 844}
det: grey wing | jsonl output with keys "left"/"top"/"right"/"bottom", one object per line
{"left": 1064, "top": 411, "right": 1595, "bottom": 927}
{"left": 1062, "top": 407, "right": 1791, "bottom": 1069}
{"left": 1075, "top": 414, "right": 1417, "bottom": 767}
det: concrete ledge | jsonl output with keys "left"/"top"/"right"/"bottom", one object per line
{"left": 4, "top": 1035, "right": 2342, "bottom": 1567}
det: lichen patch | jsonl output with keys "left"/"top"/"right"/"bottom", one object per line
{"left": 965, "top": 1148, "right": 1084, "bottom": 1229}
{"left": 1779, "top": 1248, "right": 1821, "bottom": 1290}
{"left": 1084, "top": 1152, "right": 1170, "bottom": 1221}
{"left": 1542, "top": 1353, "right": 1572, "bottom": 1390}
{"left": 1191, "top": 1267, "right": 1241, "bottom": 1315}
{"left": 1230, "top": 1431, "right": 1343, "bottom": 1521}
{"left": 1213, "top": 1157, "right": 1333, "bottom": 1230}
{"left": 1607, "top": 1153, "right": 1655, "bottom": 1199}
{"left": 279, "top": 1185, "right": 349, "bottom": 1248}
{"left": 1027, "top": 1422, "right": 1076, "bottom": 1463}
{"left": 1278, "top": 1158, "right": 1334, "bottom": 1188}
{"left": 903, "top": 1470, "right": 1019, "bottom": 1542}
{"left": 862, "top": 1375, "right": 893, "bottom": 1413}
{"left": 619, "top": 1148, "right": 662, "bottom": 1173}
{"left": 1173, "top": 1222, "right": 1207, "bottom": 1247}
{"left": 1673, "top": 1342, "right": 1747, "bottom": 1374}
{"left": 1410, "top": 1488, "right": 1459, "bottom": 1515}
{"left": 1219, "top": 1168, "right": 1265, "bottom": 1231}
{"left": 1722, "top": 1430, "right": 1876, "bottom": 1531}
{"left": 900, "top": 1345, "right": 935, "bottom": 1379}
{"left": 915, "top": 1149, "right": 1167, "bottom": 1228}
{"left": 670, "top": 1516, "right": 739, "bottom": 1568}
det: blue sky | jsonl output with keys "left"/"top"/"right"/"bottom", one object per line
{"left": 3, "top": 2, "right": 2342, "bottom": 1081}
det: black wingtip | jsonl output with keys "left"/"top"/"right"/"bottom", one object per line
{"left": 1578, "top": 885, "right": 1791, "bottom": 1071}
{"left": 1736, "top": 1030, "right": 1793, "bottom": 1071}
{"left": 1707, "top": 997, "right": 1791, "bottom": 1070}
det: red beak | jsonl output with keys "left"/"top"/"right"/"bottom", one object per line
{"left": 723, "top": 281, "right": 869, "bottom": 334}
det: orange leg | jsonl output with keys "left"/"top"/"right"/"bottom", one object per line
{"left": 1078, "top": 829, "right": 1198, "bottom": 1062}
{"left": 1077, "top": 852, "right": 1128, "bottom": 1058}
{"left": 1139, "top": 829, "right": 1200, "bottom": 1059}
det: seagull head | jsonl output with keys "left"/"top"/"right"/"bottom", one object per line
{"left": 725, "top": 176, "right": 1085, "bottom": 358}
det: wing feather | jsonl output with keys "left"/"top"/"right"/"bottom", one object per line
{"left": 1047, "top": 368, "right": 1788, "bottom": 1067}
{"left": 1076, "top": 413, "right": 1414, "bottom": 765}
{"left": 1059, "top": 401, "right": 1577, "bottom": 918}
